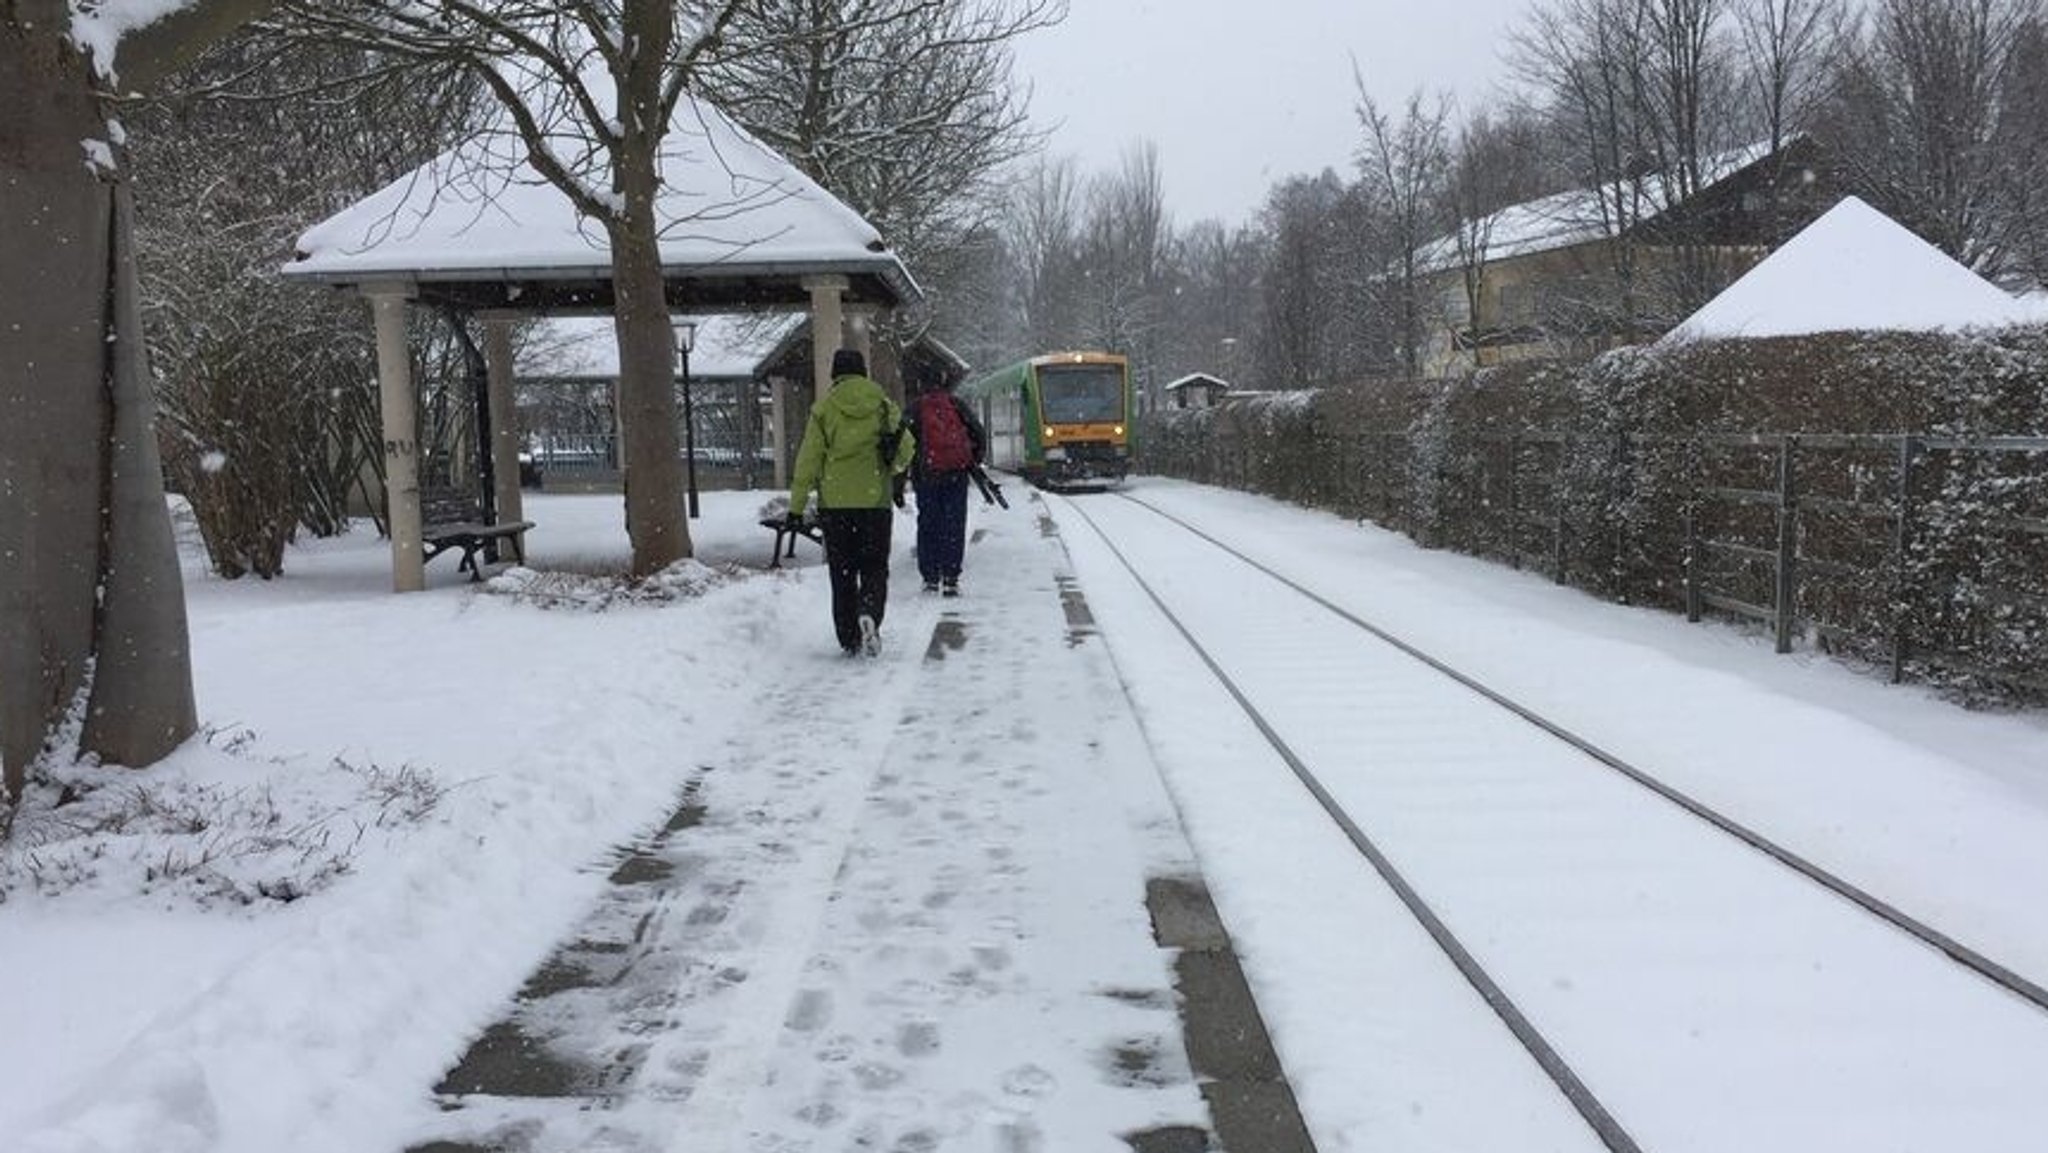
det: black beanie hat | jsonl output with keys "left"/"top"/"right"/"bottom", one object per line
{"left": 831, "top": 348, "right": 866, "bottom": 378}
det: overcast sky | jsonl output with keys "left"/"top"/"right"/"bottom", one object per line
{"left": 1010, "top": 0, "right": 1537, "bottom": 226}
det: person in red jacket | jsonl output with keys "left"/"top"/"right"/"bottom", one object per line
{"left": 903, "top": 375, "right": 988, "bottom": 597}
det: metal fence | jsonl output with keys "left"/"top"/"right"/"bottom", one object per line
{"left": 1142, "top": 421, "right": 2048, "bottom": 699}
{"left": 515, "top": 378, "right": 774, "bottom": 491}
{"left": 1683, "top": 434, "right": 2048, "bottom": 692}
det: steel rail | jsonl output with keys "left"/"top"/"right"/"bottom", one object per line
{"left": 1105, "top": 490, "right": 2048, "bottom": 1018}
{"left": 1056, "top": 494, "right": 1647, "bottom": 1153}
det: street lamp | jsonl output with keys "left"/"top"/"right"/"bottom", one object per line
{"left": 673, "top": 318, "right": 699, "bottom": 519}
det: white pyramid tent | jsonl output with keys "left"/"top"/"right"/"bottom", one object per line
{"left": 1663, "top": 196, "right": 2037, "bottom": 342}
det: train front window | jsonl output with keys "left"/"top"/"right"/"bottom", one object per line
{"left": 1037, "top": 366, "right": 1125, "bottom": 424}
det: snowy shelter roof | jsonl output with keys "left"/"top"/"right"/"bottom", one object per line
{"left": 1662, "top": 196, "right": 2039, "bottom": 342}
{"left": 518, "top": 314, "right": 805, "bottom": 381}
{"left": 1164, "top": 373, "right": 1230, "bottom": 392}
{"left": 1416, "top": 139, "right": 1785, "bottom": 274}
{"left": 283, "top": 90, "right": 917, "bottom": 313}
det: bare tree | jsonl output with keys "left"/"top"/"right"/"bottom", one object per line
{"left": 1733, "top": 0, "right": 1847, "bottom": 152}
{"left": 1637, "top": 0, "right": 1739, "bottom": 198}
{"left": 1512, "top": 0, "right": 1748, "bottom": 328}
{"left": 1992, "top": 14, "right": 2048, "bottom": 285}
{"left": 1006, "top": 155, "right": 1086, "bottom": 353}
{"left": 704, "top": 0, "right": 1057, "bottom": 274}
{"left": 1819, "top": 0, "right": 2042, "bottom": 273}
{"left": 3, "top": 0, "right": 285, "bottom": 802}
{"left": 1514, "top": 0, "right": 1662, "bottom": 324}
{"left": 1354, "top": 81, "right": 1452, "bottom": 378}
{"left": 1078, "top": 143, "right": 1173, "bottom": 405}
{"left": 922, "top": 219, "right": 1024, "bottom": 373}
{"left": 1730, "top": 0, "right": 1847, "bottom": 236}
{"left": 1162, "top": 218, "right": 1266, "bottom": 389}
{"left": 698, "top": 0, "right": 1059, "bottom": 380}
{"left": 1438, "top": 104, "right": 1557, "bottom": 371}
{"left": 275, "top": 1, "right": 764, "bottom": 577}
{"left": 1255, "top": 170, "right": 1356, "bottom": 390}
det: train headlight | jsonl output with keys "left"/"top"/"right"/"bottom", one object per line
{"left": 1043, "top": 426, "right": 1056, "bottom": 439}
{"left": 1113, "top": 425, "right": 1125, "bottom": 436}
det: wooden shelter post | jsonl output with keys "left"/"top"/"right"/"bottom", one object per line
{"left": 367, "top": 284, "right": 425, "bottom": 592}
{"left": 806, "top": 274, "right": 848, "bottom": 413}
{"left": 770, "top": 373, "right": 792, "bottom": 488}
{"left": 482, "top": 319, "right": 526, "bottom": 531}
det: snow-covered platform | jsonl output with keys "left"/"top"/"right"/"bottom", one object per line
{"left": 6, "top": 480, "right": 2047, "bottom": 1152}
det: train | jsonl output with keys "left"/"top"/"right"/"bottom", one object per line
{"left": 956, "top": 351, "right": 1133, "bottom": 487}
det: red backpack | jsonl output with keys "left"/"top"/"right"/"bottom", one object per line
{"left": 918, "top": 395, "right": 974, "bottom": 472}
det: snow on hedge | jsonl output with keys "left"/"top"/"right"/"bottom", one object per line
{"left": 69, "top": 0, "right": 193, "bottom": 76}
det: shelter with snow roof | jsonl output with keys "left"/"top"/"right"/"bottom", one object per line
{"left": 283, "top": 90, "right": 920, "bottom": 593}
{"left": 1163, "top": 373, "right": 1230, "bottom": 410}
{"left": 1417, "top": 137, "right": 1829, "bottom": 376}
{"left": 1661, "top": 196, "right": 2040, "bottom": 342}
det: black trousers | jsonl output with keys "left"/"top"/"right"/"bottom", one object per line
{"left": 818, "top": 508, "right": 894, "bottom": 650}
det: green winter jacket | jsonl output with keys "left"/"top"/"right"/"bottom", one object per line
{"left": 789, "top": 373, "right": 913, "bottom": 517}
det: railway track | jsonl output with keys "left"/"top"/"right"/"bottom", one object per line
{"left": 1053, "top": 489, "right": 2048, "bottom": 1153}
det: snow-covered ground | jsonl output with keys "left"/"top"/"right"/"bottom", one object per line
{"left": 4, "top": 479, "right": 2045, "bottom": 1152}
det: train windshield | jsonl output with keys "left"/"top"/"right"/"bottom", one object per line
{"left": 1037, "top": 365, "right": 1126, "bottom": 424}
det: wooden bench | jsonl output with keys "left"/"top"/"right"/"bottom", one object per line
{"left": 421, "top": 486, "right": 536, "bottom": 581}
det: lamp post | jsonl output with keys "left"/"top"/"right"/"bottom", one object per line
{"left": 673, "top": 318, "right": 699, "bottom": 519}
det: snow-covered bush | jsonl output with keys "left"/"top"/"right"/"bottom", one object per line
{"left": 1, "top": 730, "right": 445, "bottom": 907}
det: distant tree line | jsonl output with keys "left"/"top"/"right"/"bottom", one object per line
{"left": 943, "top": 0, "right": 2048, "bottom": 401}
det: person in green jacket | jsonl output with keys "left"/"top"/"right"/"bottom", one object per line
{"left": 788, "top": 348, "right": 915, "bottom": 656}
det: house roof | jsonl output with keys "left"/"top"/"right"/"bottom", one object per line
{"left": 1663, "top": 196, "right": 2039, "bottom": 341}
{"left": 1165, "top": 373, "right": 1230, "bottom": 391}
{"left": 1416, "top": 139, "right": 1785, "bottom": 274}
{"left": 516, "top": 312, "right": 968, "bottom": 383}
{"left": 283, "top": 85, "right": 918, "bottom": 312}
{"left": 517, "top": 314, "right": 805, "bottom": 381}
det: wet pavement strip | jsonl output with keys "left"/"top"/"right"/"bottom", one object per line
{"left": 405, "top": 777, "right": 713, "bottom": 1149}
{"left": 1146, "top": 877, "right": 1318, "bottom": 1153}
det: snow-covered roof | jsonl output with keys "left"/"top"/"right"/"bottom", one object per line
{"left": 1662, "top": 196, "right": 2040, "bottom": 342}
{"left": 516, "top": 313, "right": 966, "bottom": 383}
{"left": 1165, "top": 373, "right": 1230, "bottom": 391}
{"left": 1417, "top": 139, "right": 1784, "bottom": 274}
{"left": 517, "top": 314, "right": 805, "bottom": 381}
{"left": 284, "top": 88, "right": 915, "bottom": 307}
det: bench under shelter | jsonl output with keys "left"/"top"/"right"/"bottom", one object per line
{"left": 282, "top": 88, "right": 921, "bottom": 593}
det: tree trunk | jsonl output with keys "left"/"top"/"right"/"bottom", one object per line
{"left": 608, "top": 195, "right": 693, "bottom": 575}
{"left": 1, "top": 9, "right": 198, "bottom": 798}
